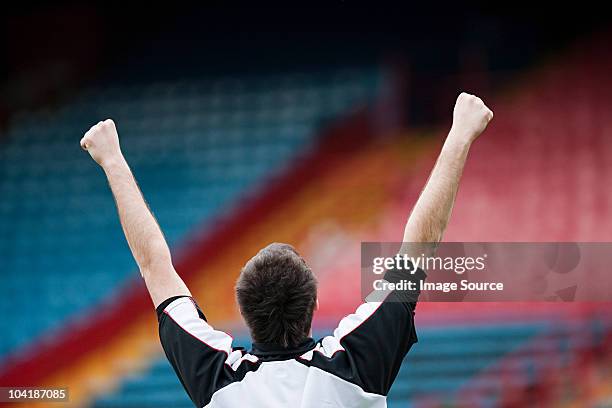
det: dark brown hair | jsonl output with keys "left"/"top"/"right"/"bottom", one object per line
{"left": 235, "top": 243, "right": 318, "bottom": 348}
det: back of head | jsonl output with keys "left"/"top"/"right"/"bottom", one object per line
{"left": 235, "top": 243, "right": 318, "bottom": 348}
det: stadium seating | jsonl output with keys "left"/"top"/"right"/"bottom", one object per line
{"left": 0, "top": 68, "right": 382, "bottom": 358}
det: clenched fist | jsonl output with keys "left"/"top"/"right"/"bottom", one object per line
{"left": 80, "top": 119, "right": 123, "bottom": 168}
{"left": 450, "top": 93, "right": 493, "bottom": 145}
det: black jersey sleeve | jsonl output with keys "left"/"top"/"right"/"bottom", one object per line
{"left": 301, "top": 264, "right": 426, "bottom": 396}
{"left": 157, "top": 296, "right": 240, "bottom": 406}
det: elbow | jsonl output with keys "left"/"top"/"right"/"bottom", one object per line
{"left": 138, "top": 245, "right": 173, "bottom": 275}
{"left": 139, "top": 257, "right": 173, "bottom": 279}
{"left": 403, "top": 221, "right": 444, "bottom": 248}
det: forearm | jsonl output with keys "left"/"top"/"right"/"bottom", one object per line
{"left": 81, "top": 119, "right": 190, "bottom": 307}
{"left": 401, "top": 93, "right": 493, "bottom": 250}
{"left": 103, "top": 156, "right": 190, "bottom": 306}
{"left": 402, "top": 135, "right": 471, "bottom": 244}
{"left": 103, "top": 157, "right": 172, "bottom": 271}
{"left": 104, "top": 157, "right": 171, "bottom": 271}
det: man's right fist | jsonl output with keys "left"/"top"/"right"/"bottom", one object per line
{"left": 450, "top": 93, "right": 493, "bottom": 145}
{"left": 80, "top": 119, "right": 122, "bottom": 167}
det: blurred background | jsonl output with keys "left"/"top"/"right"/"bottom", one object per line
{"left": 1, "top": 3, "right": 611, "bottom": 407}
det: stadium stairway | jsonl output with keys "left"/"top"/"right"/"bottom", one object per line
{"left": 3, "top": 33, "right": 612, "bottom": 407}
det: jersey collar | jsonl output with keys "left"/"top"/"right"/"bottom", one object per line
{"left": 251, "top": 337, "right": 316, "bottom": 360}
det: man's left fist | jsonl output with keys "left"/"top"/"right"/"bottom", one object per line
{"left": 80, "top": 119, "right": 123, "bottom": 168}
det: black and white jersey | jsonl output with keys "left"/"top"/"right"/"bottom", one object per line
{"left": 157, "top": 269, "right": 424, "bottom": 408}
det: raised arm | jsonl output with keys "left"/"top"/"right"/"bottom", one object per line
{"left": 80, "top": 119, "right": 190, "bottom": 307}
{"left": 402, "top": 93, "right": 493, "bottom": 249}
